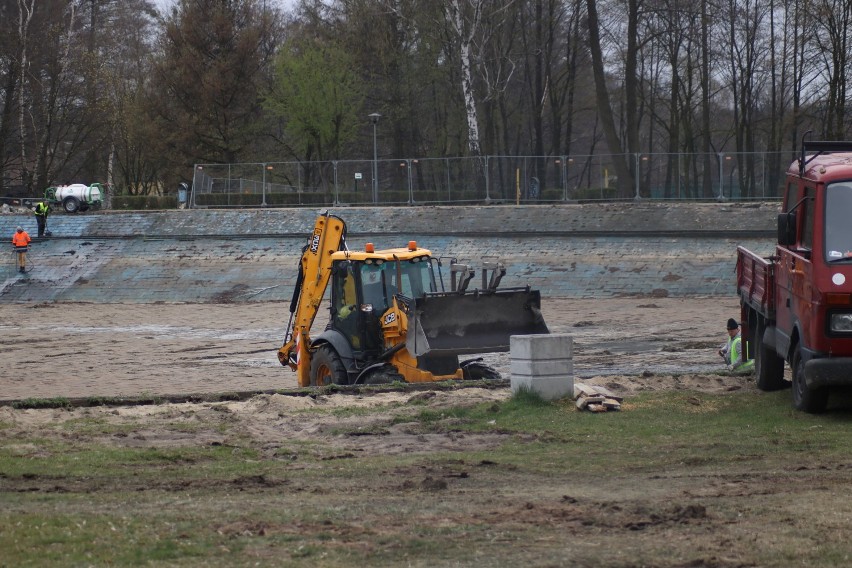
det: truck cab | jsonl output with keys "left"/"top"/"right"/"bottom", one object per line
{"left": 739, "top": 140, "right": 852, "bottom": 412}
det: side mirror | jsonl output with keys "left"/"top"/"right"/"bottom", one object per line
{"left": 777, "top": 211, "right": 796, "bottom": 246}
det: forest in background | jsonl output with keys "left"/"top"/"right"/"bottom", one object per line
{"left": 0, "top": 0, "right": 849, "bottom": 201}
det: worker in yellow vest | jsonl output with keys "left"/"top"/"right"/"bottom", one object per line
{"left": 719, "top": 318, "right": 754, "bottom": 373}
{"left": 34, "top": 201, "right": 50, "bottom": 237}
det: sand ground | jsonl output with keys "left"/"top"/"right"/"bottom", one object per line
{"left": 0, "top": 296, "right": 746, "bottom": 402}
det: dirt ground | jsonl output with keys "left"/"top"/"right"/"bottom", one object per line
{"left": 8, "top": 297, "right": 851, "bottom": 567}
{"left": 0, "top": 296, "right": 762, "bottom": 459}
{"left": 0, "top": 296, "right": 744, "bottom": 402}
{"left": 0, "top": 295, "right": 766, "bottom": 458}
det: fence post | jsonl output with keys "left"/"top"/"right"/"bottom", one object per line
{"left": 446, "top": 158, "right": 452, "bottom": 202}
{"left": 407, "top": 159, "right": 414, "bottom": 205}
{"left": 561, "top": 156, "right": 568, "bottom": 201}
{"left": 191, "top": 164, "right": 200, "bottom": 209}
{"left": 484, "top": 156, "right": 491, "bottom": 203}
{"left": 333, "top": 161, "right": 339, "bottom": 206}
{"left": 634, "top": 153, "right": 641, "bottom": 200}
{"left": 261, "top": 163, "right": 267, "bottom": 207}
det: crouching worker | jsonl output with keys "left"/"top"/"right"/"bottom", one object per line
{"left": 719, "top": 318, "right": 754, "bottom": 373}
{"left": 11, "top": 226, "right": 31, "bottom": 273}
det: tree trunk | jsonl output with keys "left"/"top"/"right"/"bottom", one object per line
{"left": 449, "top": 0, "right": 482, "bottom": 156}
{"left": 586, "top": 0, "right": 633, "bottom": 197}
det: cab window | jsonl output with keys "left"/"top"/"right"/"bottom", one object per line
{"left": 824, "top": 182, "right": 852, "bottom": 261}
{"left": 801, "top": 186, "right": 815, "bottom": 250}
{"left": 784, "top": 182, "right": 798, "bottom": 212}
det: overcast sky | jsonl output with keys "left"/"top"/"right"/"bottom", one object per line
{"left": 153, "top": 0, "right": 297, "bottom": 13}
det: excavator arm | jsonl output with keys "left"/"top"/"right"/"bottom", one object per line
{"left": 278, "top": 213, "right": 347, "bottom": 386}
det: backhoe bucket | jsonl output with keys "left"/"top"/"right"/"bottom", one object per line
{"left": 406, "top": 288, "right": 548, "bottom": 357}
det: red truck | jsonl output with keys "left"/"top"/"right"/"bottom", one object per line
{"left": 737, "top": 139, "right": 852, "bottom": 413}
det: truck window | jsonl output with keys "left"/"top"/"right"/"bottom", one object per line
{"left": 399, "top": 259, "right": 435, "bottom": 298}
{"left": 332, "top": 262, "right": 362, "bottom": 349}
{"left": 784, "top": 182, "right": 798, "bottom": 212}
{"left": 360, "top": 264, "right": 389, "bottom": 312}
{"left": 801, "top": 186, "right": 815, "bottom": 250}
{"left": 824, "top": 182, "right": 852, "bottom": 261}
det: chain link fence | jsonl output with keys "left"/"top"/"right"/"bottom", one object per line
{"left": 189, "top": 151, "right": 793, "bottom": 208}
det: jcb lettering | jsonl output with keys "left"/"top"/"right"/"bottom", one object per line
{"left": 309, "top": 229, "right": 322, "bottom": 254}
{"left": 384, "top": 313, "right": 397, "bottom": 325}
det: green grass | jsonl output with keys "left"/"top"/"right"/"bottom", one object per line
{"left": 2, "top": 388, "right": 852, "bottom": 566}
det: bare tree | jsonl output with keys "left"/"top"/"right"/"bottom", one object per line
{"left": 812, "top": 0, "right": 852, "bottom": 138}
{"left": 586, "top": 0, "right": 634, "bottom": 197}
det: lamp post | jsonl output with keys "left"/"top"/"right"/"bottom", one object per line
{"left": 192, "top": 165, "right": 203, "bottom": 209}
{"left": 262, "top": 164, "right": 273, "bottom": 207}
{"left": 369, "top": 113, "right": 381, "bottom": 203}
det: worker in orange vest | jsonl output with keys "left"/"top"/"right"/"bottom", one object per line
{"left": 11, "top": 226, "right": 31, "bottom": 273}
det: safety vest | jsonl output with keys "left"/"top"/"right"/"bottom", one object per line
{"left": 12, "top": 232, "right": 30, "bottom": 247}
{"left": 730, "top": 334, "right": 754, "bottom": 372}
{"left": 35, "top": 202, "right": 49, "bottom": 217}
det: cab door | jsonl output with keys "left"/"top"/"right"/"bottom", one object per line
{"left": 775, "top": 181, "right": 816, "bottom": 349}
{"left": 330, "top": 262, "right": 362, "bottom": 350}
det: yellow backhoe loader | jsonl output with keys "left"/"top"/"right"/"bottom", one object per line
{"left": 278, "top": 212, "right": 549, "bottom": 386}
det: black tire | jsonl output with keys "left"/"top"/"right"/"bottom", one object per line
{"left": 359, "top": 365, "right": 404, "bottom": 385}
{"left": 79, "top": 202, "right": 90, "bottom": 212}
{"left": 461, "top": 361, "right": 501, "bottom": 381}
{"left": 63, "top": 197, "right": 80, "bottom": 213}
{"left": 309, "top": 344, "right": 348, "bottom": 386}
{"left": 754, "top": 321, "right": 787, "bottom": 391}
{"left": 791, "top": 348, "right": 828, "bottom": 413}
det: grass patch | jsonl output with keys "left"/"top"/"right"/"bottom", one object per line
{"left": 11, "top": 397, "right": 71, "bottom": 409}
{"left": 3, "top": 388, "right": 852, "bottom": 566}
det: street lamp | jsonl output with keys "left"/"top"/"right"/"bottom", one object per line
{"left": 262, "top": 164, "right": 273, "bottom": 207}
{"left": 369, "top": 113, "right": 381, "bottom": 203}
{"left": 192, "top": 165, "right": 203, "bottom": 209}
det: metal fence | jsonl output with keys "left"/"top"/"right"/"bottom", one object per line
{"left": 190, "top": 151, "right": 794, "bottom": 208}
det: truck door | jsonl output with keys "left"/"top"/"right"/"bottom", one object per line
{"left": 776, "top": 181, "right": 816, "bottom": 348}
{"left": 331, "top": 262, "right": 362, "bottom": 350}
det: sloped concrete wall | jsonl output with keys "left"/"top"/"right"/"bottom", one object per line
{"left": 0, "top": 202, "right": 779, "bottom": 303}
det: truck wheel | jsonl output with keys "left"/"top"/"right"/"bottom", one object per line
{"left": 63, "top": 196, "right": 80, "bottom": 213}
{"left": 461, "top": 361, "right": 501, "bottom": 381}
{"left": 791, "top": 349, "right": 828, "bottom": 413}
{"left": 359, "top": 365, "right": 404, "bottom": 385}
{"left": 754, "top": 322, "right": 787, "bottom": 391}
{"left": 310, "top": 344, "right": 348, "bottom": 386}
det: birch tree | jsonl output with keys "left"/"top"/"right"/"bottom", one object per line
{"left": 444, "top": 0, "right": 484, "bottom": 156}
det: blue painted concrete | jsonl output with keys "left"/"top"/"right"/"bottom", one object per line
{"left": 0, "top": 202, "right": 779, "bottom": 302}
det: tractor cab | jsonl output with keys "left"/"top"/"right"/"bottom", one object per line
{"left": 328, "top": 242, "right": 437, "bottom": 358}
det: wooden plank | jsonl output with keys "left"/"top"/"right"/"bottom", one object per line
{"left": 573, "top": 383, "right": 598, "bottom": 399}
{"left": 591, "top": 386, "right": 623, "bottom": 402}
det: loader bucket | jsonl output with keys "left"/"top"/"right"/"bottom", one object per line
{"left": 406, "top": 288, "right": 549, "bottom": 357}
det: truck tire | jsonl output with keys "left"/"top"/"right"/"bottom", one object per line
{"left": 791, "top": 348, "right": 828, "bottom": 413}
{"left": 63, "top": 196, "right": 80, "bottom": 213}
{"left": 754, "top": 321, "right": 787, "bottom": 391}
{"left": 461, "top": 361, "right": 501, "bottom": 381}
{"left": 310, "top": 344, "right": 348, "bottom": 386}
{"left": 359, "top": 365, "right": 404, "bottom": 385}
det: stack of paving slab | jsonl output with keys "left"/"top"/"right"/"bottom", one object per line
{"left": 573, "top": 383, "right": 623, "bottom": 412}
